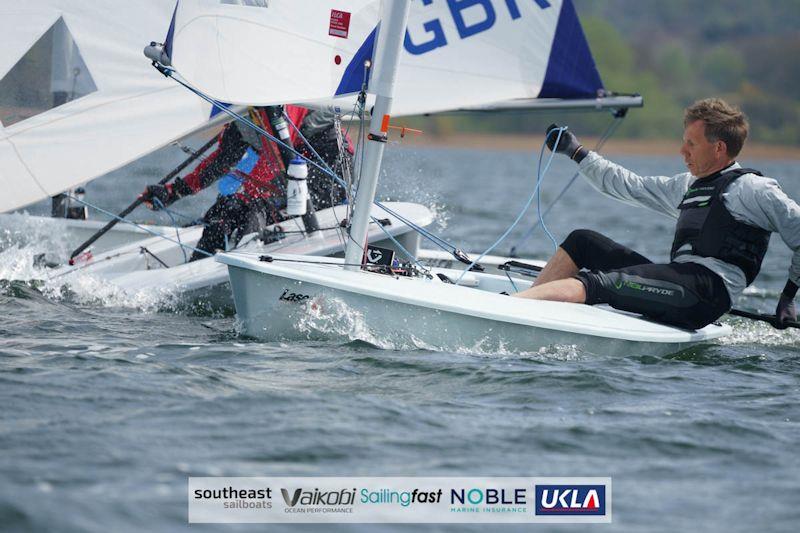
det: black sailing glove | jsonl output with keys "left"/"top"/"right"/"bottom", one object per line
{"left": 545, "top": 123, "right": 588, "bottom": 163}
{"left": 141, "top": 177, "right": 190, "bottom": 211}
{"left": 775, "top": 280, "right": 798, "bottom": 329}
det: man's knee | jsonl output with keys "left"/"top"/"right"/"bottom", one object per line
{"left": 561, "top": 229, "right": 604, "bottom": 267}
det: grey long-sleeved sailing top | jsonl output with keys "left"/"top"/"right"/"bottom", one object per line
{"left": 577, "top": 151, "right": 800, "bottom": 300}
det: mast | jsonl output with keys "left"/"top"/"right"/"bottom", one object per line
{"left": 343, "top": 0, "right": 412, "bottom": 270}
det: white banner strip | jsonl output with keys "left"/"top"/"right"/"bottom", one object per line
{"left": 188, "top": 477, "right": 611, "bottom": 523}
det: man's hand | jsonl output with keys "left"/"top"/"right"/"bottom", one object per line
{"left": 140, "top": 183, "right": 175, "bottom": 211}
{"left": 545, "top": 124, "right": 587, "bottom": 162}
{"left": 775, "top": 280, "right": 798, "bottom": 329}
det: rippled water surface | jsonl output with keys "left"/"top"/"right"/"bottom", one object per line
{"left": 1, "top": 144, "right": 799, "bottom": 532}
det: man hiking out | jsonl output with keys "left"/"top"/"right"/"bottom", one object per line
{"left": 515, "top": 98, "right": 799, "bottom": 330}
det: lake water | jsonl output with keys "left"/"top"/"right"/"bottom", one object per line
{"left": 1, "top": 142, "right": 798, "bottom": 532}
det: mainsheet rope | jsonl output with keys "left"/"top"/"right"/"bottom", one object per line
{"left": 509, "top": 113, "right": 625, "bottom": 256}
{"left": 454, "top": 127, "right": 566, "bottom": 284}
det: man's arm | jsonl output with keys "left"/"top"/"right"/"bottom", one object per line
{"left": 578, "top": 152, "right": 690, "bottom": 219}
{"left": 727, "top": 176, "right": 800, "bottom": 327}
{"left": 140, "top": 126, "right": 248, "bottom": 210}
{"left": 181, "top": 125, "right": 248, "bottom": 193}
{"left": 545, "top": 124, "right": 688, "bottom": 218}
{"left": 730, "top": 177, "right": 800, "bottom": 285}
{"left": 763, "top": 184, "right": 800, "bottom": 291}
{"left": 760, "top": 183, "right": 800, "bottom": 328}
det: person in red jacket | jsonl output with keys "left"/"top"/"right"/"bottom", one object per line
{"left": 141, "top": 105, "right": 350, "bottom": 261}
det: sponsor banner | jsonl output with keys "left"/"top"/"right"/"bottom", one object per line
{"left": 188, "top": 477, "right": 611, "bottom": 523}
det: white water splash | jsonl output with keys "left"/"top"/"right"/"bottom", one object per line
{"left": 741, "top": 285, "right": 779, "bottom": 298}
{"left": 0, "top": 212, "right": 75, "bottom": 259}
{"left": 454, "top": 338, "right": 582, "bottom": 360}
{"left": 47, "top": 270, "right": 178, "bottom": 313}
{"left": 0, "top": 213, "right": 196, "bottom": 312}
{"left": 720, "top": 319, "right": 799, "bottom": 347}
{"left": 425, "top": 200, "right": 450, "bottom": 233}
{"left": 290, "top": 294, "right": 585, "bottom": 357}
{"left": 294, "top": 295, "right": 410, "bottom": 350}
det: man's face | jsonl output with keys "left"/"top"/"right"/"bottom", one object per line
{"left": 680, "top": 120, "right": 728, "bottom": 177}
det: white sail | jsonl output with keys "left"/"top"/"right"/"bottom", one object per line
{"left": 169, "top": 0, "right": 380, "bottom": 105}
{"left": 168, "top": 0, "right": 607, "bottom": 115}
{"left": 0, "top": 1, "right": 224, "bottom": 213}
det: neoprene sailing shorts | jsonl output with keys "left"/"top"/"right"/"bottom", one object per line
{"left": 561, "top": 229, "right": 731, "bottom": 330}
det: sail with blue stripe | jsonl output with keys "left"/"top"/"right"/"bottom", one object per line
{"left": 166, "top": 0, "right": 635, "bottom": 116}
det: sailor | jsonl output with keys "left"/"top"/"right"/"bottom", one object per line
{"left": 514, "top": 98, "right": 800, "bottom": 330}
{"left": 140, "top": 105, "right": 350, "bottom": 261}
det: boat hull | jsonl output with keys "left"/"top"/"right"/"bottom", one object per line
{"left": 221, "top": 253, "right": 731, "bottom": 356}
{"left": 43, "top": 203, "right": 433, "bottom": 312}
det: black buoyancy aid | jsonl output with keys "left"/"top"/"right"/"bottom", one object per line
{"left": 671, "top": 167, "right": 771, "bottom": 285}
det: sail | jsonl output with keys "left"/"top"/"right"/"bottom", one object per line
{"left": 168, "top": 0, "right": 381, "bottom": 105}
{"left": 0, "top": 1, "right": 223, "bottom": 213}
{"left": 395, "top": 0, "right": 603, "bottom": 115}
{"left": 168, "top": 0, "right": 605, "bottom": 115}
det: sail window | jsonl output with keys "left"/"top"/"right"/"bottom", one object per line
{"left": 0, "top": 17, "right": 97, "bottom": 127}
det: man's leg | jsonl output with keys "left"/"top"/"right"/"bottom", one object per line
{"left": 577, "top": 262, "right": 731, "bottom": 330}
{"left": 303, "top": 130, "right": 349, "bottom": 211}
{"left": 190, "top": 196, "right": 249, "bottom": 261}
{"left": 532, "top": 247, "right": 580, "bottom": 286}
{"left": 513, "top": 277, "right": 587, "bottom": 303}
{"left": 514, "top": 229, "right": 652, "bottom": 302}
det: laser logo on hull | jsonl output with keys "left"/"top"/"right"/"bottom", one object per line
{"left": 279, "top": 288, "right": 310, "bottom": 303}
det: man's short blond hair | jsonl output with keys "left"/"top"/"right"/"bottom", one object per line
{"left": 684, "top": 98, "right": 749, "bottom": 157}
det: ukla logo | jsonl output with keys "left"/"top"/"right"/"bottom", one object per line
{"left": 534, "top": 485, "right": 605, "bottom": 516}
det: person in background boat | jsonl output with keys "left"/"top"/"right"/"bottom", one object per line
{"left": 514, "top": 98, "right": 800, "bottom": 330}
{"left": 140, "top": 105, "right": 350, "bottom": 261}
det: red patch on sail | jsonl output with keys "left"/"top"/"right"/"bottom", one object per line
{"left": 329, "top": 10, "right": 351, "bottom": 39}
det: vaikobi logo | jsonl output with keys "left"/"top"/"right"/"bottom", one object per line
{"left": 280, "top": 487, "right": 356, "bottom": 515}
{"left": 534, "top": 485, "right": 605, "bottom": 516}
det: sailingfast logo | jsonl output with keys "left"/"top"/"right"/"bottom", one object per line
{"left": 534, "top": 485, "right": 606, "bottom": 516}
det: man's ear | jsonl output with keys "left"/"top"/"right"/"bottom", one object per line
{"left": 716, "top": 139, "right": 729, "bottom": 158}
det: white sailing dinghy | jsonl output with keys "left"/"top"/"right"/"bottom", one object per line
{"left": 159, "top": 0, "right": 731, "bottom": 353}
{"left": 51, "top": 202, "right": 432, "bottom": 310}
{"left": 0, "top": 0, "right": 434, "bottom": 309}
